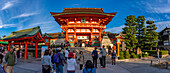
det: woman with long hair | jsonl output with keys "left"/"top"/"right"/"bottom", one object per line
{"left": 83, "top": 60, "right": 96, "bottom": 73}
{"left": 42, "top": 50, "right": 52, "bottom": 73}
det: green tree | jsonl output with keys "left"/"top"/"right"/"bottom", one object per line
{"left": 136, "top": 16, "right": 146, "bottom": 49}
{"left": 3, "top": 35, "right": 6, "bottom": 38}
{"left": 145, "top": 21, "right": 158, "bottom": 50}
{"left": 122, "top": 15, "right": 138, "bottom": 51}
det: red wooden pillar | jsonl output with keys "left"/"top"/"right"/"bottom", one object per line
{"left": 117, "top": 43, "right": 120, "bottom": 57}
{"left": 8, "top": 43, "right": 10, "bottom": 51}
{"left": 35, "top": 43, "right": 38, "bottom": 58}
{"left": 25, "top": 41, "right": 27, "bottom": 59}
{"left": 19, "top": 45, "right": 20, "bottom": 50}
{"left": 99, "top": 29, "right": 101, "bottom": 46}
{"left": 47, "top": 44, "right": 49, "bottom": 50}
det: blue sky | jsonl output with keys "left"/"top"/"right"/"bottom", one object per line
{"left": 0, "top": 0, "right": 170, "bottom": 37}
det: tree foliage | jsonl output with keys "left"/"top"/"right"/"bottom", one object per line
{"left": 136, "top": 16, "right": 146, "bottom": 49}
{"left": 122, "top": 15, "right": 138, "bottom": 50}
{"left": 145, "top": 20, "right": 158, "bottom": 50}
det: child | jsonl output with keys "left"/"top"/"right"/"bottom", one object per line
{"left": 78, "top": 51, "right": 84, "bottom": 70}
{"left": 83, "top": 60, "right": 96, "bottom": 73}
{"left": 67, "top": 52, "right": 77, "bottom": 73}
{"left": 111, "top": 50, "right": 116, "bottom": 65}
{"left": 99, "top": 48, "right": 103, "bottom": 67}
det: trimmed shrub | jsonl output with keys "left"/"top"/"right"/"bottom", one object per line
{"left": 119, "top": 51, "right": 125, "bottom": 59}
{"left": 142, "top": 52, "right": 149, "bottom": 57}
{"left": 143, "top": 50, "right": 168, "bottom": 55}
{"left": 130, "top": 53, "right": 137, "bottom": 58}
{"left": 138, "top": 54, "right": 142, "bottom": 58}
{"left": 125, "top": 51, "right": 130, "bottom": 59}
{"left": 160, "top": 51, "right": 169, "bottom": 55}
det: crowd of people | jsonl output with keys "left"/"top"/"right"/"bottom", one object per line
{"left": 0, "top": 43, "right": 117, "bottom": 73}
{"left": 0, "top": 47, "right": 20, "bottom": 73}
{"left": 42, "top": 43, "right": 117, "bottom": 73}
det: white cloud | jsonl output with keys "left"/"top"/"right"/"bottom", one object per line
{"left": 143, "top": 0, "right": 170, "bottom": 13}
{"left": 0, "top": 24, "right": 15, "bottom": 28}
{"left": 155, "top": 21, "right": 170, "bottom": 32}
{"left": 145, "top": 17, "right": 159, "bottom": 21}
{"left": 165, "top": 15, "right": 170, "bottom": 19}
{"left": 11, "top": 12, "right": 38, "bottom": 19}
{"left": 72, "top": 4, "right": 80, "bottom": 6}
{"left": 27, "top": 21, "right": 53, "bottom": 27}
{"left": 105, "top": 25, "right": 125, "bottom": 33}
{"left": 1, "top": 1, "right": 14, "bottom": 10}
{"left": 0, "top": 17, "right": 15, "bottom": 28}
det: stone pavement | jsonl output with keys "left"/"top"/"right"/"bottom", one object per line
{"left": 14, "top": 59, "right": 170, "bottom": 73}
{"left": 14, "top": 60, "right": 131, "bottom": 73}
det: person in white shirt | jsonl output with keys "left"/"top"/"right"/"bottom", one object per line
{"left": 67, "top": 52, "right": 77, "bottom": 73}
{"left": 65, "top": 48, "right": 69, "bottom": 63}
{"left": 99, "top": 48, "right": 103, "bottom": 67}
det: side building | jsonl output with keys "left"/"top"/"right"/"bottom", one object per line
{"left": 158, "top": 27, "right": 170, "bottom": 51}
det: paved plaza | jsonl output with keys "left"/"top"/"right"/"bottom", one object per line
{"left": 14, "top": 57, "right": 170, "bottom": 73}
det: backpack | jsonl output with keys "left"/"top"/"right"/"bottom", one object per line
{"left": 93, "top": 51, "right": 97, "bottom": 57}
{"left": 53, "top": 53, "right": 60, "bottom": 63}
{"left": 86, "top": 68, "right": 93, "bottom": 73}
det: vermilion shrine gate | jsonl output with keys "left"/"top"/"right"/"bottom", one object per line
{"left": 50, "top": 8, "right": 117, "bottom": 47}
{"left": 0, "top": 26, "right": 51, "bottom": 59}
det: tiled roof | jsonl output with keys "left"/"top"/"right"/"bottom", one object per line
{"left": 63, "top": 8, "right": 104, "bottom": 13}
{"left": 2, "top": 26, "right": 42, "bottom": 40}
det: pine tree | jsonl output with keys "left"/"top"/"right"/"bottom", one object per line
{"left": 122, "top": 15, "right": 138, "bottom": 51}
{"left": 136, "top": 16, "right": 146, "bottom": 49}
{"left": 145, "top": 21, "right": 158, "bottom": 50}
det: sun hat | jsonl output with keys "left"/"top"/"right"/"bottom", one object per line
{"left": 68, "top": 52, "right": 74, "bottom": 58}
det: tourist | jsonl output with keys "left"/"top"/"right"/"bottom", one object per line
{"left": 102, "top": 45, "right": 107, "bottom": 68}
{"left": 0, "top": 63, "right": 6, "bottom": 73}
{"left": 61, "top": 43, "right": 64, "bottom": 50}
{"left": 13, "top": 49, "right": 17, "bottom": 64}
{"left": 73, "top": 50, "right": 76, "bottom": 59}
{"left": 0, "top": 51, "right": 3, "bottom": 64}
{"left": 111, "top": 50, "right": 116, "bottom": 65}
{"left": 20, "top": 50, "right": 22, "bottom": 59}
{"left": 53, "top": 48, "right": 64, "bottom": 73}
{"left": 99, "top": 48, "right": 103, "bottom": 67}
{"left": 49, "top": 49, "right": 53, "bottom": 57}
{"left": 67, "top": 52, "right": 77, "bottom": 73}
{"left": 92, "top": 47, "right": 98, "bottom": 68}
{"left": 51, "top": 50, "right": 56, "bottom": 73}
{"left": 68, "top": 44, "right": 70, "bottom": 52}
{"left": 78, "top": 51, "right": 84, "bottom": 70}
{"left": 85, "top": 41, "right": 87, "bottom": 47}
{"left": 83, "top": 60, "right": 96, "bottom": 73}
{"left": 65, "top": 48, "right": 69, "bottom": 63}
{"left": 157, "top": 48, "right": 160, "bottom": 59}
{"left": 108, "top": 46, "right": 112, "bottom": 55}
{"left": 5, "top": 48, "right": 15, "bottom": 73}
{"left": 2, "top": 49, "right": 7, "bottom": 72}
{"left": 42, "top": 50, "right": 52, "bottom": 73}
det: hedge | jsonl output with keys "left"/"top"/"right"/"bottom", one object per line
{"left": 130, "top": 53, "right": 137, "bottom": 58}
{"left": 119, "top": 51, "right": 125, "bottom": 59}
{"left": 143, "top": 50, "right": 168, "bottom": 55}
{"left": 125, "top": 51, "right": 130, "bottom": 59}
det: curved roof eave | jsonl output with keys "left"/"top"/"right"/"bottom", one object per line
{"left": 51, "top": 12, "right": 117, "bottom": 17}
